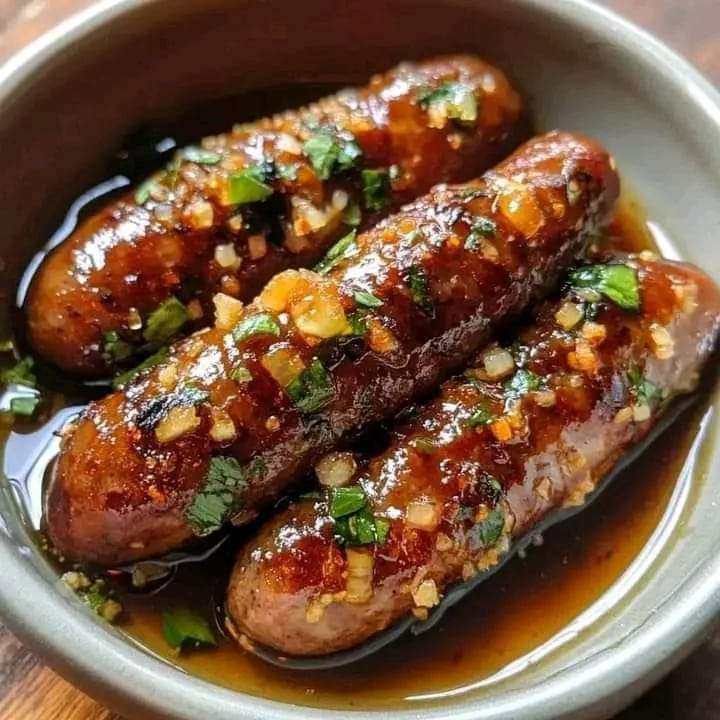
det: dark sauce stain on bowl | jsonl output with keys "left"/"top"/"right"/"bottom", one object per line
{"left": 0, "top": 93, "right": 711, "bottom": 710}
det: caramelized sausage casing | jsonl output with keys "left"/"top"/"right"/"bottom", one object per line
{"left": 26, "top": 55, "right": 524, "bottom": 376}
{"left": 46, "top": 131, "right": 619, "bottom": 566}
{"left": 226, "top": 254, "right": 720, "bottom": 656}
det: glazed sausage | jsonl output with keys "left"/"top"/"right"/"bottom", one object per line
{"left": 45, "top": 131, "right": 619, "bottom": 566}
{"left": 26, "top": 55, "right": 524, "bottom": 376}
{"left": 226, "top": 254, "right": 720, "bottom": 656}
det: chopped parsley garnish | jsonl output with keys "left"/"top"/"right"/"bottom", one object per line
{"left": 143, "top": 296, "right": 188, "bottom": 345}
{"left": 329, "top": 485, "right": 367, "bottom": 518}
{"left": 136, "top": 384, "right": 209, "bottom": 430}
{"left": 102, "top": 331, "right": 134, "bottom": 362}
{"left": 417, "top": 81, "right": 478, "bottom": 124}
{"left": 232, "top": 313, "right": 281, "bottom": 343}
{"left": 1, "top": 356, "right": 37, "bottom": 388}
{"left": 162, "top": 608, "right": 216, "bottom": 651}
{"left": 329, "top": 485, "right": 389, "bottom": 546}
{"left": 346, "top": 311, "right": 369, "bottom": 337}
{"left": 628, "top": 366, "right": 662, "bottom": 408}
{"left": 182, "top": 146, "right": 222, "bottom": 165}
{"left": 185, "top": 456, "right": 263, "bottom": 535}
{"left": 343, "top": 201, "right": 362, "bottom": 227}
{"left": 354, "top": 290, "right": 383, "bottom": 308}
{"left": 468, "top": 507, "right": 505, "bottom": 550}
{"left": 569, "top": 263, "right": 640, "bottom": 312}
{"left": 277, "top": 163, "right": 299, "bottom": 181}
{"left": 504, "top": 369, "right": 542, "bottom": 399}
{"left": 0, "top": 340, "right": 15, "bottom": 353}
{"left": 361, "top": 169, "right": 392, "bottom": 211}
{"left": 482, "top": 475, "right": 503, "bottom": 503}
{"left": 10, "top": 396, "right": 39, "bottom": 416}
{"left": 335, "top": 507, "right": 390, "bottom": 545}
{"left": 134, "top": 176, "right": 158, "bottom": 204}
{"left": 112, "top": 347, "right": 169, "bottom": 389}
{"left": 231, "top": 365, "right": 253, "bottom": 383}
{"left": 467, "top": 400, "right": 497, "bottom": 427}
{"left": 314, "top": 230, "right": 357, "bottom": 275}
{"left": 303, "top": 130, "right": 362, "bottom": 180}
{"left": 465, "top": 216, "right": 497, "bottom": 250}
{"left": 286, "top": 358, "right": 333, "bottom": 413}
{"left": 406, "top": 265, "right": 435, "bottom": 317}
{"left": 227, "top": 166, "right": 274, "bottom": 204}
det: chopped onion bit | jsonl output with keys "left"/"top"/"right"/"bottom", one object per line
{"left": 155, "top": 406, "right": 201, "bottom": 443}
{"left": 482, "top": 347, "right": 515, "bottom": 380}
{"left": 315, "top": 452, "right": 357, "bottom": 488}
{"left": 345, "top": 548, "right": 374, "bottom": 604}
{"left": 406, "top": 500, "right": 441, "bottom": 531}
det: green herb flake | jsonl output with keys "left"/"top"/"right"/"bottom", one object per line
{"left": 467, "top": 401, "right": 497, "bottom": 427}
{"left": 103, "top": 330, "right": 134, "bottom": 362}
{"left": 361, "top": 169, "right": 392, "bottom": 211}
{"left": 354, "top": 290, "right": 383, "bottom": 308}
{"left": 628, "top": 366, "right": 662, "bottom": 408}
{"left": 0, "top": 340, "right": 15, "bottom": 353}
{"left": 286, "top": 358, "right": 333, "bottom": 413}
{"left": 231, "top": 365, "right": 253, "bottom": 383}
{"left": 334, "top": 505, "right": 390, "bottom": 546}
{"left": 465, "top": 216, "right": 497, "bottom": 250}
{"left": 232, "top": 313, "right": 281, "bottom": 343}
{"left": 346, "top": 311, "right": 369, "bottom": 337}
{"left": 327, "top": 486, "right": 389, "bottom": 546}
{"left": 182, "top": 146, "right": 222, "bottom": 165}
{"left": 569, "top": 263, "right": 640, "bottom": 312}
{"left": 468, "top": 507, "right": 505, "bottom": 550}
{"left": 373, "top": 516, "right": 391, "bottom": 544}
{"left": 314, "top": 230, "right": 357, "bottom": 275}
{"left": 418, "top": 81, "right": 478, "bottom": 124}
{"left": 185, "top": 455, "right": 256, "bottom": 535}
{"left": 134, "top": 176, "right": 158, "bottom": 205}
{"left": 406, "top": 265, "right": 435, "bottom": 317}
{"left": 162, "top": 608, "right": 216, "bottom": 651}
{"left": 343, "top": 201, "right": 362, "bottom": 227}
{"left": 227, "top": 166, "right": 274, "bottom": 204}
{"left": 10, "top": 396, "right": 39, "bottom": 416}
{"left": 329, "top": 485, "right": 367, "bottom": 518}
{"left": 112, "top": 347, "right": 170, "bottom": 389}
{"left": 303, "top": 131, "right": 362, "bottom": 180}
{"left": 1, "top": 356, "right": 37, "bottom": 388}
{"left": 277, "top": 163, "right": 299, "bottom": 181}
{"left": 504, "top": 369, "right": 542, "bottom": 399}
{"left": 143, "top": 296, "right": 188, "bottom": 345}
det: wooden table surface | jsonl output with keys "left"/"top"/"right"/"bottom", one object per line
{"left": 1, "top": 1, "right": 719, "bottom": 718}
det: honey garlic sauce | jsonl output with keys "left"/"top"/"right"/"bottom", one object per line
{"left": 112, "top": 194, "right": 710, "bottom": 709}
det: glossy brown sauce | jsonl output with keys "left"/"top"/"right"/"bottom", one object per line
{"left": 2, "top": 113, "right": 707, "bottom": 709}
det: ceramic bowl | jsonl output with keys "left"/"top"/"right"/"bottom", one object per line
{"left": 1, "top": 1, "right": 719, "bottom": 718}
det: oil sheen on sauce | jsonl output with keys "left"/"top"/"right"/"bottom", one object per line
{"left": 1, "top": 111, "right": 710, "bottom": 711}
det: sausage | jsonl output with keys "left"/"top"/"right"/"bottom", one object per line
{"left": 26, "top": 55, "right": 524, "bottom": 376}
{"left": 225, "top": 254, "right": 720, "bottom": 656}
{"left": 45, "top": 131, "right": 619, "bottom": 566}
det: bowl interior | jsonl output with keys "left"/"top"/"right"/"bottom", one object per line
{"left": 1, "top": 1, "right": 719, "bottom": 719}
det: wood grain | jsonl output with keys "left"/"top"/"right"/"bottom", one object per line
{"left": 0, "top": 1, "right": 718, "bottom": 718}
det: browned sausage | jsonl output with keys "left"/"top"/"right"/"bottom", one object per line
{"left": 45, "top": 131, "right": 619, "bottom": 566}
{"left": 226, "top": 254, "right": 720, "bottom": 656}
{"left": 26, "top": 56, "right": 524, "bottom": 376}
